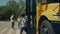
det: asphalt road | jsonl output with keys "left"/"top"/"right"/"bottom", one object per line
{"left": 0, "top": 21, "right": 36, "bottom": 34}
{"left": 0, "top": 21, "right": 26, "bottom": 34}
{"left": 0, "top": 21, "right": 18, "bottom": 28}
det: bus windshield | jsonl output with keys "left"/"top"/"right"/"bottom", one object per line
{"left": 38, "top": 0, "right": 60, "bottom": 3}
{"left": 47, "top": 0, "right": 59, "bottom": 3}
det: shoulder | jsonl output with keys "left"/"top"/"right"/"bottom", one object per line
{"left": 23, "top": 18, "right": 25, "bottom": 20}
{"left": 22, "top": 18, "right": 25, "bottom": 21}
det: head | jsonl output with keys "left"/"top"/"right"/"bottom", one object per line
{"left": 20, "top": 12, "right": 25, "bottom": 17}
{"left": 12, "top": 14, "right": 14, "bottom": 16}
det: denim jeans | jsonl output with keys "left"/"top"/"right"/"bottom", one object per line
{"left": 12, "top": 22, "right": 14, "bottom": 29}
{"left": 20, "top": 27, "right": 28, "bottom": 34}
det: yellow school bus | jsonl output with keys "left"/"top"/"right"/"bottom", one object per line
{"left": 26, "top": 0, "right": 60, "bottom": 34}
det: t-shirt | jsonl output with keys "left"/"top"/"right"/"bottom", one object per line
{"left": 18, "top": 17, "right": 26, "bottom": 28}
{"left": 10, "top": 16, "right": 14, "bottom": 22}
{"left": 21, "top": 18, "right": 26, "bottom": 27}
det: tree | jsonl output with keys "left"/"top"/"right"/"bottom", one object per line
{"left": 17, "top": 0, "right": 26, "bottom": 16}
{"left": 5, "top": 0, "right": 20, "bottom": 20}
{"left": 0, "top": 0, "right": 26, "bottom": 20}
{"left": 0, "top": 0, "right": 20, "bottom": 20}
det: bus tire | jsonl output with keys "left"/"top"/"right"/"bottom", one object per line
{"left": 40, "top": 20, "right": 55, "bottom": 34}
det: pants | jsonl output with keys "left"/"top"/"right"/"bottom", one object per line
{"left": 20, "top": 27, "right": 28, "bottom": 34}
{"left": 12, "top": 22, "right": 14, "bottom": 28}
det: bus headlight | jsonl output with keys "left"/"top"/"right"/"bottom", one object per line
{"left": 53, "top": 14, "right": 60, "bottom": 19}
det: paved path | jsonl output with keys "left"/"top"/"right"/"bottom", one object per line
{"left": 0, "top": 21, "right": 26, "bottom": 34}
{"left": 0, "top": 28, "right": 26, "bottom": 34}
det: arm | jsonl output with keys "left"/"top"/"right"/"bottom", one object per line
{"left": 22, "top": 18, "right": 26, "bottom": 25}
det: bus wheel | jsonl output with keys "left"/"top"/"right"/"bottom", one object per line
{"left": 40, "top": 20, "right": 55, "bottom": 34}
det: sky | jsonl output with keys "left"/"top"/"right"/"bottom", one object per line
{"left": 0, "top": 0, "right": 22, "bottom": 6}
{"left": 0, "top": 0, "right": 8, "bottom": 6}
{"left": 0, "top": 0, "right": 26, "bottom": 6}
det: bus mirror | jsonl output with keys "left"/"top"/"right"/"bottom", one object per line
{"left": 42, "top": 0, "right": 46, "bottom": 3}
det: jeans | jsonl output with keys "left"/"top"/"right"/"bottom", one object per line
{"left": 20, "top": 27, "right": 28, "bottom": 34}
{"left": 12, "top": 22, "right": 14, "bottom": 28}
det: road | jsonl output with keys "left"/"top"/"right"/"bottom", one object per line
{"left": 0, "top": 21, "right": 26, "bottom": 34}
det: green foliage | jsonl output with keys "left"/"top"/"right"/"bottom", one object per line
{"left": 0, "top": 0, "right": 26, "bottom": 21}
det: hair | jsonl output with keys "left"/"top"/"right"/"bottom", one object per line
{"left": 20, "top": 12, "right": 25, "bottom": 17}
